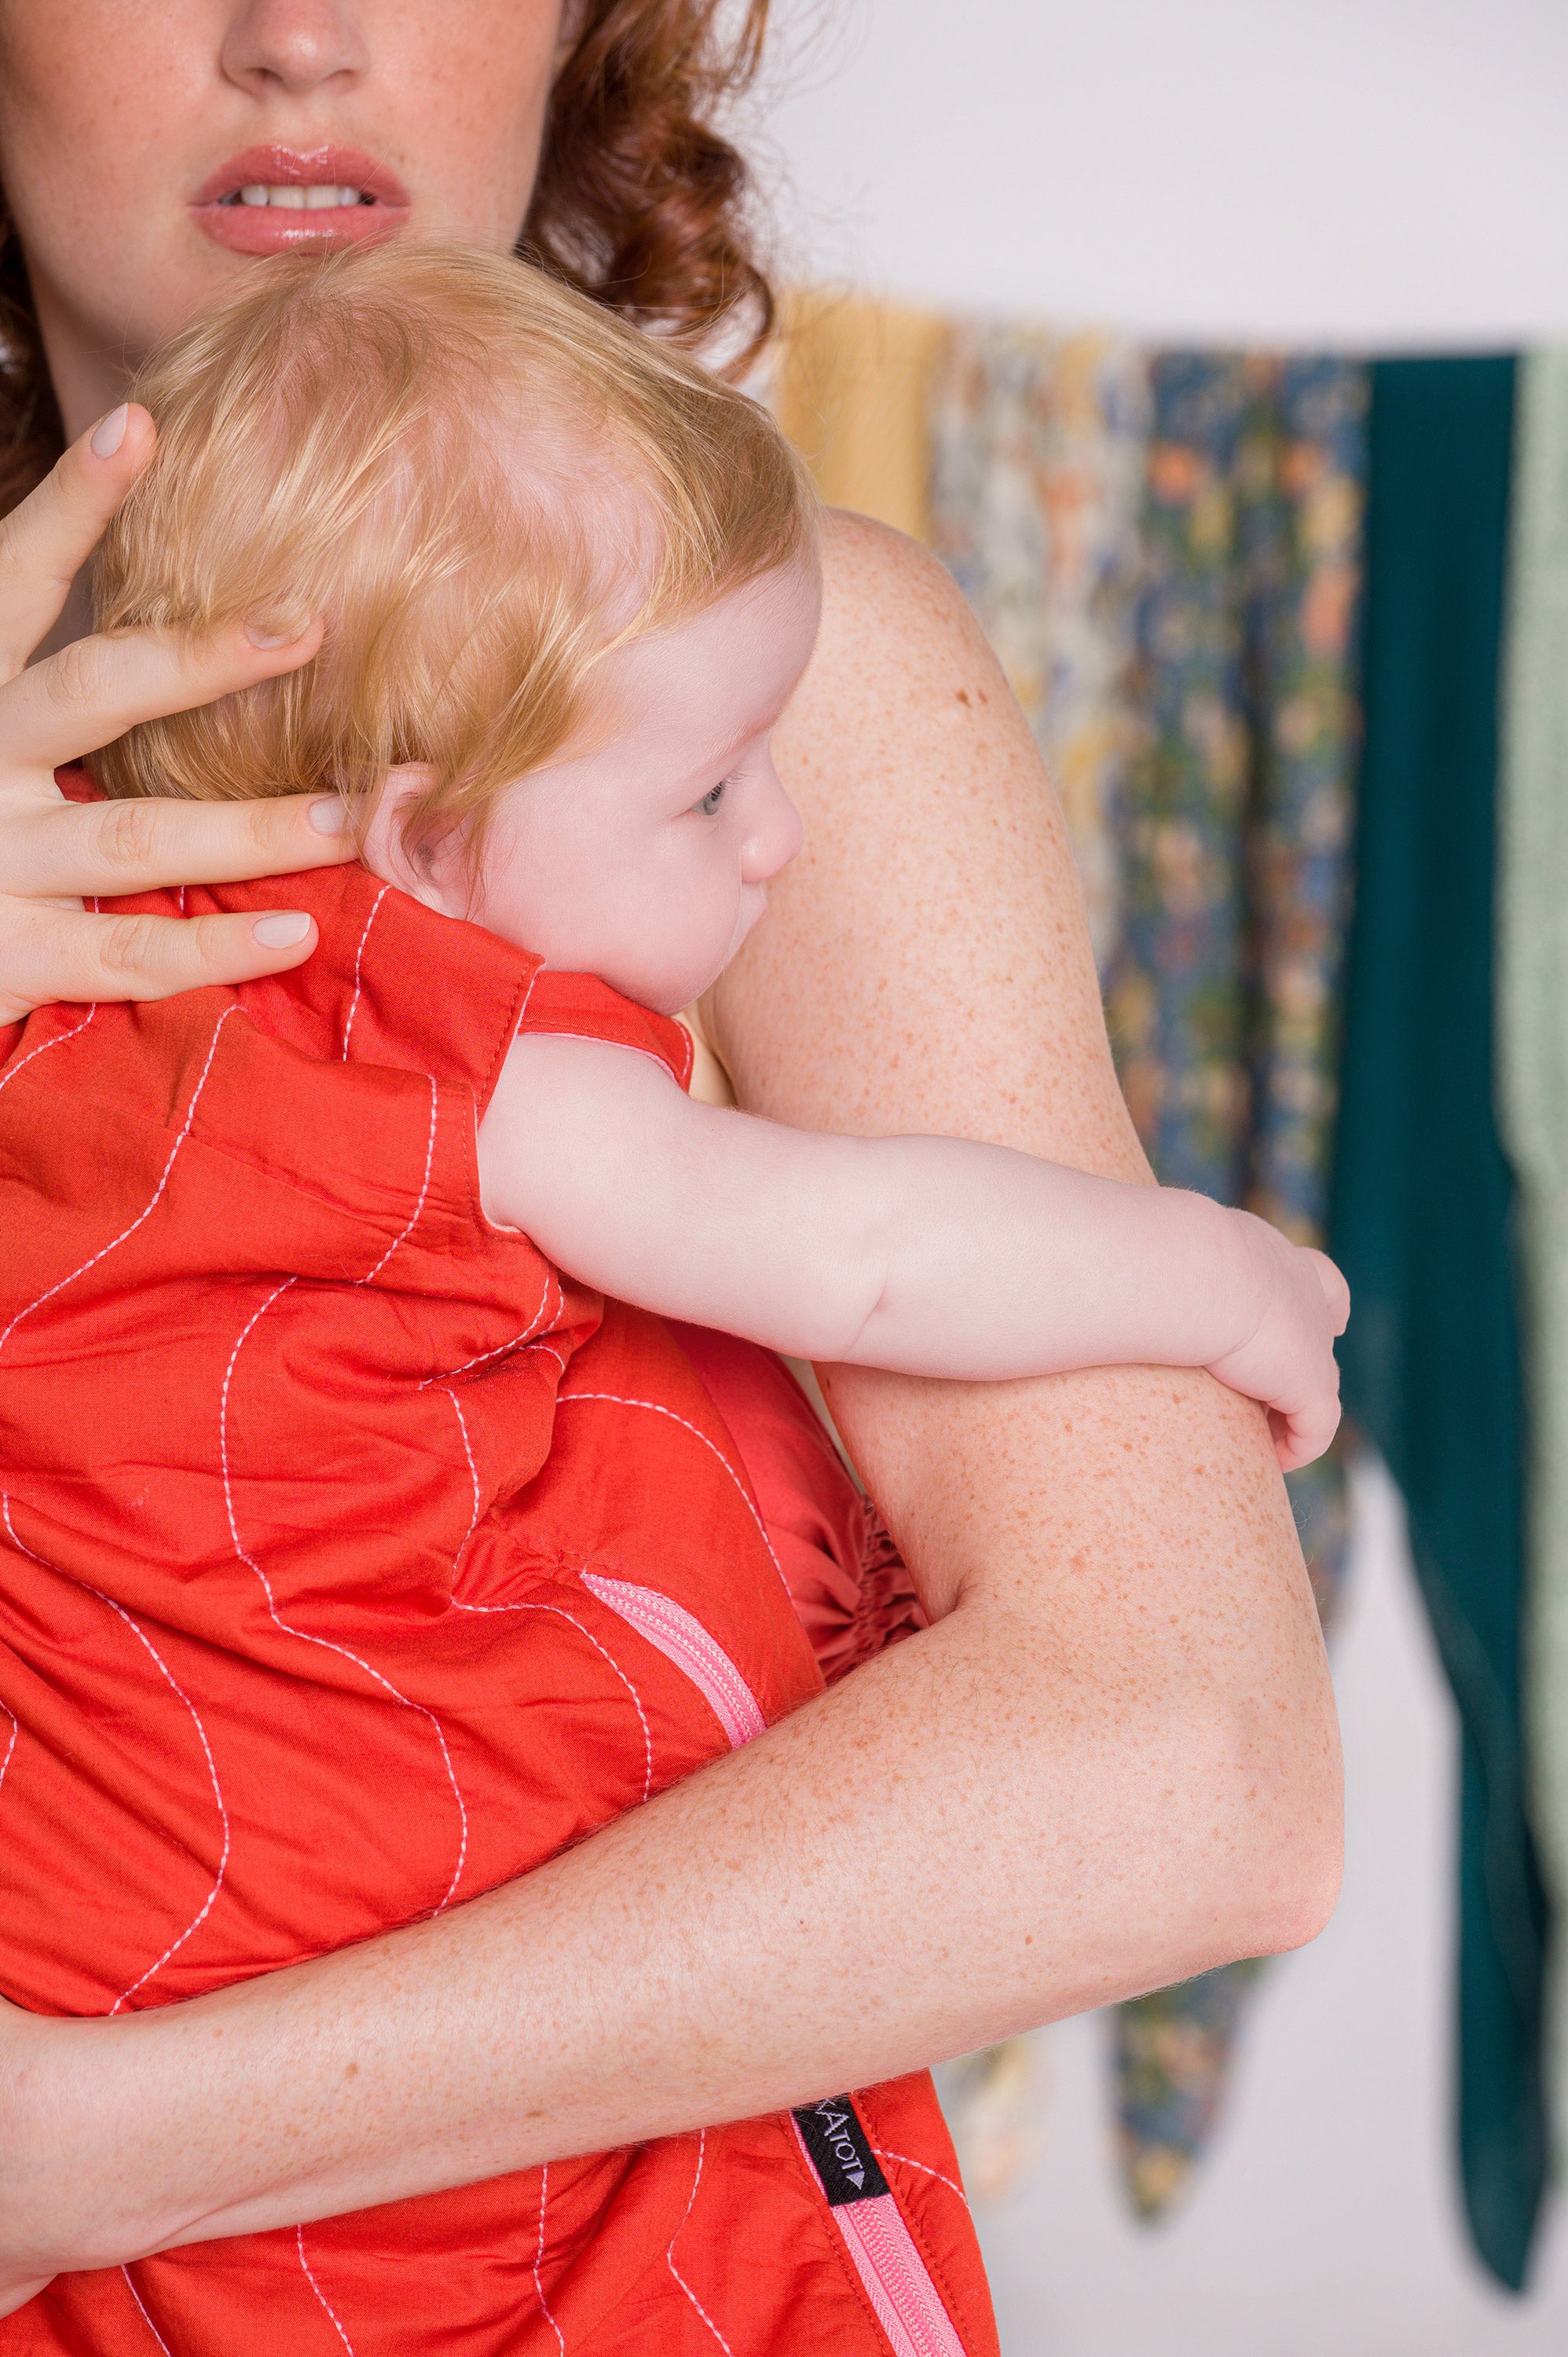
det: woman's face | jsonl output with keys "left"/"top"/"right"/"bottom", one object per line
{"left": 0, "top": 0, "right": 570, "bottom": 436}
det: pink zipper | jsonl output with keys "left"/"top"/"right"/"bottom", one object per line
{"left": 578, "top": 1574, "right": 767, "bottom": 1749}
{"left": 788, "top": 2113, "right": 969, "bottom": 2357}
{"left": 578, "top": 1578, "right": 968, "bottom": 2353}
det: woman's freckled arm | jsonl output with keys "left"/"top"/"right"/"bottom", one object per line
{"left": 713, "top": 501, "right": 1340, "bottom": 1873}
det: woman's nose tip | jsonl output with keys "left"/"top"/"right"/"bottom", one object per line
{"left": 221, "top": 0, "right": 371, "bottom": 95}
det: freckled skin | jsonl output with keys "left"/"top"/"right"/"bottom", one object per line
{"left": 0, "top": 6, "right": 1341, "bottom": 2285}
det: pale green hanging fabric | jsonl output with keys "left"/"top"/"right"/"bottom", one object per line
{"left": 1498, "top": 348, "right": 1568, "bottom": 2172}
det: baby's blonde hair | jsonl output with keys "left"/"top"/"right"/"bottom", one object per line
{"left": 93, "top": 240, "right": 817, "bottom": 859}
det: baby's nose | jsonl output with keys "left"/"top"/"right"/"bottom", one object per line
{"left": 742, "top": 775, "right": 804, "bottom": 882}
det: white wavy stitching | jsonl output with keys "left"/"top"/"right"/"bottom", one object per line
{"left": 121, "top": 2265, "right": 173, "bottom": 2352}
{"left": 0, "top": 1004, "right": 235, "bottom": 1359}
{"left": 442, "top": 1380, "right": 656, "bottom": 1794}
{"left": 875, "top": 2147, "right": 968, "bottom": 2204}
{"left": 1, "top": 1497, "right": 231, "bottom": 2013}
{"left": 355, "top": 1072, "right": 437, "bottom": 1286}
{"left": 665, "top": 2130, "right": 734, "bottom": 2352}
{"left": 441, "top": 1384, "right": 484, "bottom": 1571}
{"left": 450, "top": 1591, "right": 653, "bottom": 1806}
{"left": 0, "top": 1002, "right": 95, "bottom": 1102}
{"left": 555, "top": 1392, "right": 789, "bottom": 1596}
{"left": 340, "top": 882, "right": 390, "bottom": 1060}
{"left": 220, "top": 1277, "right": 469, "bottom": 1912}
{"left": 297, "top": 2224, "right": 356, "bottom": 2353}
{"left": 533, "top": 2164, "right": 566, "bottom": 2355}
{"left": 419, "top": 1263, "right": 561, "bottom": 1387}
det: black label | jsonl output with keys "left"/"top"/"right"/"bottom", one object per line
{"left": 792, "top": 2095, "right": 890, "bottom": 2206}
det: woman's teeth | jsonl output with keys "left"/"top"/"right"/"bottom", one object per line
{"left": 234, "top": 185, "right": 366, "bottom": 210}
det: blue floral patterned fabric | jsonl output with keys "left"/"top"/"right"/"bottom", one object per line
{"left": 1105, "top": 352, "right": 1368, "bottom": 2219}
{"left": 925, "top": 334, "right": 1367, "bottom": 2220}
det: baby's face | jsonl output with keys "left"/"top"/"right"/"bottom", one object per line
{"left": 457, "top": 556, "right": 819, "bottom": 1014}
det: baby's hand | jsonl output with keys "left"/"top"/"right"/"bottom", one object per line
{"left": 1204, "top": 1213, "right": 1350, "bottom": 1472}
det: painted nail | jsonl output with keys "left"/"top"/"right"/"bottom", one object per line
{"left": 307, "top": 795, "right": 348, "bottom": 835}
{"left": 90, "top": 404, "right": 128, "bottom": 459}
{"left": 252, "top": 911, "right": 312, "bottom": 949}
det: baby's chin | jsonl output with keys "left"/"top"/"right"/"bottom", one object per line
{"left": 632, "top": 899, "right": 765, "bottom": 1015}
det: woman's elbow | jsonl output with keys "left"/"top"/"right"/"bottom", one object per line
{"left": 1213, "top": 1690, "right": 1345, "bottom": 1962}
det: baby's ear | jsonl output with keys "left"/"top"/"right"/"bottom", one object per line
{"left": 357, "top": 764, "right": 462, "bottom": 912}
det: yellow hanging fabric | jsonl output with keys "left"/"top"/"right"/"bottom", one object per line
{"left": 772, "top": 288, "right": 951, "bottom": 544}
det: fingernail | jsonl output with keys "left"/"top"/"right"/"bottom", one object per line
{"left": 308, "top": 795, "right": 348, "bottom": 836}
{"left": 244, "top": 620, "right": 292, "bottom": 650}
{"left": 252, "top": 911, "right": 312, "bottom": 949}
{"left": 90, "top": 403, "right": 129, "bottom": 459}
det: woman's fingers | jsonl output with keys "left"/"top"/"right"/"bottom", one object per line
{"left": 0, "top": 405, "right": 159, "bottom": 678}
{"left": 0, "top": 416, "right": 339, "bottom": 1017}
{"left": 0, "top": 900, "right": 321, "bottom": 1024}
{"left": 0, "top": 615, "right": 324, "bottom": 775}
{"left": 9, "top": 784, "right": 350, "bottom": 901}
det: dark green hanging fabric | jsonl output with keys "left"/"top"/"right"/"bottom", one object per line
{"left": 1328, "top": 356, "right": 1548, "bottom": 2291}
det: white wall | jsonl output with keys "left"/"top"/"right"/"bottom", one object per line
{"left": 760, "top": 0, "right": 1568, "bottom": 346}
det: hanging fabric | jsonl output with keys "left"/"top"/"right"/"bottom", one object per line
{"left": 1497, "top": 351, "right": 1568, "bottom": 2194}
{"left": 1330, "top": 356, "right": 1545, "bottom": 2293}
{"left": 1105, "top": 350, "right": 1368, "bottom": 2218}
{"left": 918, "top": 324, "right": 1151, "bottom": 2196}
{"left": 927, "top": 325, "right": 1151, "bottom": 975}
{"left": 771, "top": 288, "right": 951, "bottom": 545}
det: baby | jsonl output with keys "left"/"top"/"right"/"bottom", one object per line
{"left": 0, "top": 244, "right": 1345, "bottom": 2357}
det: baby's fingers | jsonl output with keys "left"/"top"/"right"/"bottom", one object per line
{"left": 1273, "top": 1391, "right": 1344, "bottom": 1475}
{"left": 0, "top": 900, "right": 318, "bottom": 1023}
{"left": 1307, "top": 1248, "right": 1351, "bottom": 1337}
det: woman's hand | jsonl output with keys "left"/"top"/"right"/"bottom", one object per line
{"left": 0, "top": 403, "right": 340, "bottom": 1024}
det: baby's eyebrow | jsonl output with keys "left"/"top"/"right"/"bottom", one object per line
{"left": 675, "top": 720, "right": 755, "bottom": 780}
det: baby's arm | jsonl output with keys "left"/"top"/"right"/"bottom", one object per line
{"left": 478, "top": 1035, "right": 1347, "bottom": 1468}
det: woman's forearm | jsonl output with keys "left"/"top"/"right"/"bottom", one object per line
{"left": 2, "top": 1358, "right": 1336, "bottom": 2279}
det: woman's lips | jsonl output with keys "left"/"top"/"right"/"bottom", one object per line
{"left": 192, "top": 147, "right": 411, "bottom": 255}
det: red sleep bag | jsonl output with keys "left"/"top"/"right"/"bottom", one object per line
{"left": 0, "top": 851, "right": 996, "bottom": 2357}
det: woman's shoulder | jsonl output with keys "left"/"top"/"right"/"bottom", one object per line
{"left": 792, "top": 504, "right": 1038, "bottom": 768}
{"left": 816, "top": 504, "right": 991, "bottom": 648}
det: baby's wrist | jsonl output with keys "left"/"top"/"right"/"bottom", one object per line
{"left": 1171, "top": 1190, "right": 1269, "bottom": 1367}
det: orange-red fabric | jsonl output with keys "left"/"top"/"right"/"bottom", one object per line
{"left": 0, "top": 850, "right": 996, "bottom": 2355}
{"left": 668, "top": 1323, "right": 930, "bottom": 1685}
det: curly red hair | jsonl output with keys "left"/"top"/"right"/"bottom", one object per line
{"left": 0, "top": 0, "right": 774, "bottom": 515}
{"left": 526, "top": 0, "right": 773, "bottom": 363}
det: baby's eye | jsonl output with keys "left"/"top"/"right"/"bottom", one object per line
{"left": 694, "top": 781, "right": 727, "bottom": 817}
